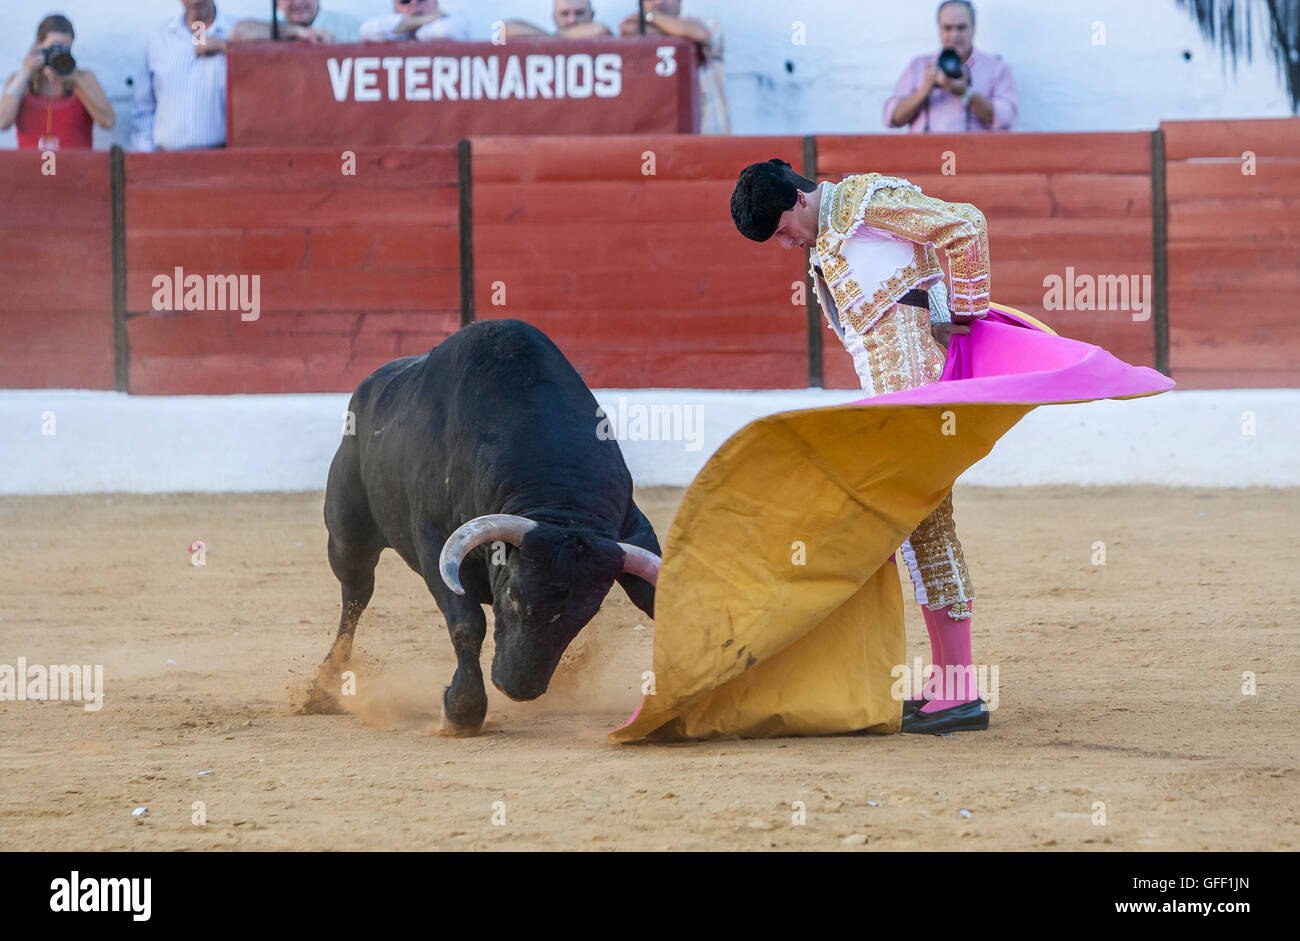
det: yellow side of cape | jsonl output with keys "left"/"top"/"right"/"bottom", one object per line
{"left": 610, "top": 395, "right": 1039, "bottom": 742}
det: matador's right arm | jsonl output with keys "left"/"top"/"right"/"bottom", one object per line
{"left": 862, "top": 188, "right": 991, "bottom": 321}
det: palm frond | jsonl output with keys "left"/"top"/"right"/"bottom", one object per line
{"left": 1174, "top": 0, "right": 1300, "bottom": 112}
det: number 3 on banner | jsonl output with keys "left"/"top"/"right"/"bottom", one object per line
{"left": 655, "top": 46, "right": 677, "bottom": 77}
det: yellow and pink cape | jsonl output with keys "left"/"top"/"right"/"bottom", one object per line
{"left": 611, "top": 306, "right": 1173, "bottom": 742}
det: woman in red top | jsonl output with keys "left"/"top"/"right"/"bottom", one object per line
{"left": 0, "top": 14, "right": 115, "bottom": 150}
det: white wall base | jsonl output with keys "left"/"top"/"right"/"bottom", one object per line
{"left": 2, "top": 388, "right": 1294, "bottom": 494}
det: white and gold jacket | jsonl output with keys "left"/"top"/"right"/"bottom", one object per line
{"left": 810, "top": 173, "right": 991, "bottom": 394}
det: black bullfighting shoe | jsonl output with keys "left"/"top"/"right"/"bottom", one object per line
{"left": 900, "top": 697, "right": 989, "bottom": 734}
{"left": 902, "top": 698, "right": 927, "bottom": 718}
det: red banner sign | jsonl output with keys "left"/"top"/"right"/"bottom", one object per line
{"left": 227, "top": 37, "right": 699, "bottom": 147}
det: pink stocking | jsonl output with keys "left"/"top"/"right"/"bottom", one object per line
{"left": 915, "top": 605, "right": 944, "bottom": 703}
{"left": 892, "top": 551, "right": 942, "bottom": 705}
{"left": 919, "top": 601, "right": 978, "bottom": 713}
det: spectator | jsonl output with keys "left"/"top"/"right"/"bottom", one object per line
{"left": 359, "top": 0, "right": 471, "bottom": 42}
{"left": 0, "top": 14, "right": 115, "bottom": 149}
{"left": 230, "top": 0, "right": 363, "bottom": 44}
{"left": 131, "top": 0, "right": 236, "bottom": 151}
{"left": 501, "top": 1, "right": 613, "bottom": 40}
{"left": 619, "top": 0, "right": 728, "bottom": 134}
{"left": 884, "top": 0, "right": 1017, "bottom": 132}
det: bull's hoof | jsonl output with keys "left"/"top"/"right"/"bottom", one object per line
{"left": 435, "top": 719, "right": 482, "bottom": 738}
{"left": 301, "top": 664, "right": 349, "bottom": 715}
{"left": 300, "top": 688, "right": 347, "bottom": 715}
{"left": 438, "top": 692, "right": 485, "bottom": 737}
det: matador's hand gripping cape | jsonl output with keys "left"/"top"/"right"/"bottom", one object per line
{"left": 609, "top": 177, "right": 1173, "bottom": 743}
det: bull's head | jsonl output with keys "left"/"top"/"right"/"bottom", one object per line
{"left": 438, "top": 514, "right": 659, "bottom": 701}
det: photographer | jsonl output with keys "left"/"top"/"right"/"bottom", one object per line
{"left": 0, "top": 14, "right": 115, "bottom": 149}
{"left": 884, "top": 1, "right": 1017, "bottom": 133}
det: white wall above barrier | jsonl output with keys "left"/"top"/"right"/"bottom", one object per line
{"left": 1, "top": 0, "right": 1295, "bottom": 151}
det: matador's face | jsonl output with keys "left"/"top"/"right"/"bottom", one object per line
{"left": 772, "top": 189, "right": 819, "bottom": 251}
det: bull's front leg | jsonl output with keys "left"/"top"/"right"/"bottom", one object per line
{"left": 438, "top": 604, "right": 489, "bottom": 736}
{"left": 418, "top": 523, "right": 489, "bottom": 736}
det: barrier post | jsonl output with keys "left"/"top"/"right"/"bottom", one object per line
{"left": 458, "top": 138, "right": 475, "bottom": 328}
{"left": 110, "top": 145, "right": 128, "bottom": 392}
{"left": 1150, "top": 128, "right": 1170, "bottom": 377}
{"left": 803, "top": 134, "right": 822, "bottom": 388}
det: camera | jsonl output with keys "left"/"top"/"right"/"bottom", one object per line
{"left": 41, "top": 44, "right": 76, "bottom": 77}
{"left": 937, "top": 47, "right": 963, "bottom": 79}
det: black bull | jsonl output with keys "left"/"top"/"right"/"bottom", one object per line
{"left": 306, "top": 319, "right": 661, "bottom": 735}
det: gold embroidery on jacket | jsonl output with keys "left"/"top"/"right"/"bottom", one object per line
{"left": 829, "top": 174, "right": 872, "bottom": 235}
{"left": 820, "top": 252, "right": 850, "bottom": 283}
{"left": 816, "top": 174, "right": 992, "bottom": 345}
{"left": 862, "top": 189, "right": 991, "bottom": 319}
{"left": 816, "top": 177, "right": 950, "bottom": 335}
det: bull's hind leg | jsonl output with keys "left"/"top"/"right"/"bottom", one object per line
{"left": 304, "top": 536, "right": 383, "bottom": 714}
{"left": 306, "top": 442, "right": 385, "bottom": 714}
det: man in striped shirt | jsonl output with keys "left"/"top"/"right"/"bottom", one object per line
{"left": 130, "top": 0, "right": 236, "bottom": 151}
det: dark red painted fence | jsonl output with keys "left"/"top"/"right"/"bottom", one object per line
{"left": 123, "top": 147, "right": 460, "bottom": 394}
{"left": 2, "top": 118, "right": 1299, "bottom": 393}
{"left": 0, "top": 150, "right": 114, "bottom": 389}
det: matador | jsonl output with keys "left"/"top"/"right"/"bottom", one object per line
{"left": 730, "top": 158, "right": 990, "bottom": 734}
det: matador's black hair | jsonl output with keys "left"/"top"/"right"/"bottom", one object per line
{"left": 730, "top": 159, "right": 817, "bottom": 242}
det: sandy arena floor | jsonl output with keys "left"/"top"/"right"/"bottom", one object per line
{"left": 0, "top": 485, "right": 1295, "bottom": 851}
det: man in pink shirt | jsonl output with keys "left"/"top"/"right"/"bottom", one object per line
{"left": 884, "top": 0, "right": 1017, "bottom": 133}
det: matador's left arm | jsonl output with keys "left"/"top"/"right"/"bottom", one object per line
{"left": 863, "top": 189, "right": 990, "bottom": 321}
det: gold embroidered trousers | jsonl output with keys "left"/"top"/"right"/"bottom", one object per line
{"left": 867, "top": 303, "right": 975, "bottom": 617}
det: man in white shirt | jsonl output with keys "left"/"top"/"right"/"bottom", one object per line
{"left": 230, "top": 0, "right": 363, "bottom": 44}
{"left": 359, "top": 0, "right": 472, "bottom": 42}
{"left": 131, "top": 0, "right": 236, "bottom": 151}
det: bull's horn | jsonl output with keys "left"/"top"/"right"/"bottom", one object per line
{"left": 439, "top": 514, "right": 539, "bottom": 595}
{"left": 617, "top": 543, "right": 661, "bottom": 587}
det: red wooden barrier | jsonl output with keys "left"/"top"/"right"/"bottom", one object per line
{"left": 0, "top": 150, "right": 114, "bottom": 389}
{"left": 227, "top": 38, "right": 699, "bottom": 148}
{"left": 124, "top": 147, "right": 460, "bottom": 393}
{"left": 816, "top": 132, "right": 1155, "bottom": 389}
{"left": 1162, "top": 118, "right": 1300, "bottom": 388}
{"left": 470, "top": 135, "right": 808, "bottom": 388}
